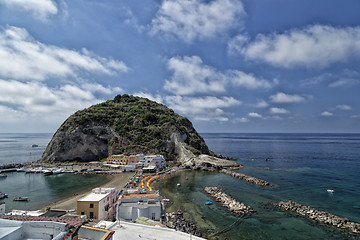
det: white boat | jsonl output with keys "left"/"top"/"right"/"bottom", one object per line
{"left": 327, "top": 189, "right": 334, "bottom": 193}
{"left": 43, "top": 169, "right": 53, "bottom": 176}
{"left": 177, "top": 183, "right": 181, "bottom": 187}
{"left": 17, "top": 167, "right": 26, "bottom": 172}
{"left": 52, "top": 169, "right": 64, "bottom": 175}
{"left": 13, "top": 197, "right": 28, "bottom": 201}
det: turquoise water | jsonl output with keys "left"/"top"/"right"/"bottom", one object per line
{"left": 0, "top": 172, "right": 108, "bottom": 212}
{"left": 160, "top": 133, "right": 360, "bottom": 240}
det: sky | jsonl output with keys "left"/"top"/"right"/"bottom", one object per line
{"left": 0, "top": 0, "right": 359, "bottom": 133}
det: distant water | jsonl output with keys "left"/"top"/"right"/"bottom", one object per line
{"left": 160, "top": 133, "right": 360, "bottom": 240}
{"left": 0, "top": 133, "right": 53, "bottom": 165}
{"left": 0, "top": 133, "right": 108, "bottom": 212}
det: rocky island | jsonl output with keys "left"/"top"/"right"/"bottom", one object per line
{"left": 41, "top": 94, "right": 238, "bottom": 169}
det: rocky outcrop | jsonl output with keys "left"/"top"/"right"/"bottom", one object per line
{"left": 165, "top": 212, "right": 202, "bottom": 237}
{"left": 275, "top": 200, "right": 360, "bottom": 234}
{"left": 41, "top": 94, "right": 233, "bottom": 166}
{"left": 220, "top": 169, "right": 271, "bottom": 186}
{"left": 204, "top": 187, "right": 254, "bottom": 215}
{"left": 41, "top": 124, "right": 115, "bottom": 162}
{"left": 172, "top": 131, "right": 239, "bottom": 169}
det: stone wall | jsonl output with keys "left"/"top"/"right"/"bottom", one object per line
{"left": 220, "top": 169, "right": 271, "bottom": 186}
{"left": 275, "top": 200, "right": 360, "bottom": 234}
{"left": 204, "top": 187, "right": 254, "bottom": 215}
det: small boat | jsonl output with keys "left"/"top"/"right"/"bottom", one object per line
{"left": 17, "top": 167, "right": 26, "bottom": 172}
{"left": 0, "top": 193, "right": 8, "bottom": 199}
{"left": 177, "top": 183, "right": 181, "bottom": 187}
{"left": 205, "top": 201, "right": 213, "bottom": 205}
{"left": 52, "top": 169, "right": 63, "bottom": 175}
{"left": 31, "top": 144, "right": 39, "bottom": 148}
{"left": 43, "top": 169, "right": 53, "bottom": 176}
{"left": 13, "top": 197, "right": 28, "bottom": 201}
{"left": 0, "top": 174, "right": 7, "bottom": 178}
{"left": 327, "top": 189, "right": 334, "bottom": 193}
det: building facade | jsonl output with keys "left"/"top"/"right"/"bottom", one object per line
{"left": 77, "top": 188, "right": 118, "bottom": 221}
{"left": 118, "top": 191, "right": 161, "bottom": 222}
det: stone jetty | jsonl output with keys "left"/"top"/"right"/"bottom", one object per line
{"left": 275, "top": 200, "right": 360, "bottom": 234}
{"left": 220, "top": 169, "right": 271, "bottom": 186}
{"left": 165, "top": 212, "right": 202, "bottom": 237}
{"left": 204, "top": 187, "right": 254, "bottom": 215}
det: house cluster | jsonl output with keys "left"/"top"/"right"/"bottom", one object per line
{"left": 105, "top": 154, "right": 166, "bottom": 172}
{"left": 76, "top": 187, "right": 162, "bottom": 223}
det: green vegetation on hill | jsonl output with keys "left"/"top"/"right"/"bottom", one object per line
{"left": 59, "top": 94, "right": 209, "bottom": 161}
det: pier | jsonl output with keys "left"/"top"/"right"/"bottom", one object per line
{"left": 204, "top": 187, "right": 254, "bottom": 215}
{"left": 275, "top": 200, "right": 360, "bottom": 234}
{"left": 220, "top": 169, "right": 271, "bottom": 186}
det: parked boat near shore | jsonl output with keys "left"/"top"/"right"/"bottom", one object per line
{"left": 13, "top": 197, "right": 28, "bottom": 201}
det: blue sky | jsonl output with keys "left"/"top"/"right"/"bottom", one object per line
{"left": 0, "top": 0, "right": 359, "bottom": 133}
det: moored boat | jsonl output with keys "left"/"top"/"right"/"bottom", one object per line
{"left": 13, "top": 197, "right": 28, "bottom": 201}
{"left": 0, "top": 193, "right": 8, "bottom": 199}
{"left": 0, "top": 174, "right": 7, "bottom": 178}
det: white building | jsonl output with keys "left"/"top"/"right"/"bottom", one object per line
{"left": 0, "top": 218, "right": 68, "bottom": 240}
{"left": 0, "top": 203, "right": 4, "bottom": 215}
{"left": 77, "top": 188, "right": 118, "bottom": 221}
{"left": 139, "top": 155, "right": 165, "bottom": 169}
{"left": 118, "top": 191, "right": 161, "bottom": 222}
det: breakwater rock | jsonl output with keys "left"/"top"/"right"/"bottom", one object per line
{"left": 165, "top": 212, "right": 202, "bottom": 237}
{"left": 220, "top": 169, "right": 271, "bottom": 186}
{"left": 275, "top": 200, "right": 360, "bottom": 234}
{"left": 204, "top": 187, "right": 254, "bottom": 215}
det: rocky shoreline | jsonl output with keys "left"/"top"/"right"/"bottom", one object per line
{"left": 220, "top": 169, "right": 271, "bottom": 186}
{"left": 275, "top": 200, "right": 360, "bottom": 234}
{"left": 204, "top": 187, "right": 254, "bottom": 215}
{"left": 165, "top": 212, "right": 202, "bottom": 237}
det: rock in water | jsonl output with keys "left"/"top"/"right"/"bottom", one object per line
{"left": 41, "top": 94, "right": 213, "bottom": 164}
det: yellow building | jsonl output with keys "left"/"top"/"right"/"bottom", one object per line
{"left": 77, "top": 188, "right": 118, "bottom": 220}
{"left": 107, "top": 154, "right": 129, "bottom": 165}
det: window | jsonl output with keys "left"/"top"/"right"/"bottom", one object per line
{"left": 81, "top": 211, "right": 85, "bottom": 215}
{"left": 90, "top": 203, "right": 94, "bottom": 208}
{"left": 90, "top": 212, "right": 94, "bottom": 219}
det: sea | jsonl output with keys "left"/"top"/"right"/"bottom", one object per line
{"left": 160, "top": 133, "right": 360, "bottom": 240}
{"left": 0, "top": 133, "right": 108, "bottom": 212}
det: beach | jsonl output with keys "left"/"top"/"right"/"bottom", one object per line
{"left": 40, "top": 171, "right": 134, "bottom": 211}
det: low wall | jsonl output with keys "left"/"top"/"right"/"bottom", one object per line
{"left": 204, "top": 187, "right": 254, "bottom": 215}
{"left": 275, "top": 200, "right": 360, "bottom": 234}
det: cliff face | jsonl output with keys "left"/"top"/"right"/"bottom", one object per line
{"left": 41, "top": 94, "right": 210, "bottom": 163}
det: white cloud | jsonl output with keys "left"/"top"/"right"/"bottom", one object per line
{"left": 248, "top": 112, "right": 262, "bottom": 118}
{"left": 321, "top": 111, "right": 333, "bottom": 116}
{"left": 231, "top": 25, "right": 360, "bottom": 68}
{"left": 0, "top": 26, "right": 128, "bottom": 81}
{"left": 270, "top": 92, "right": 306, "bottom": 103}
{"left": 151, "top": 0, "right": 245, "bottom": 42}
{"left": 165, "top": 95, "right": 240, "bottom": 115}
{"left": 336, "top": 104, "right": 352, "bottom": 110}
{"left": 80, "top": 83, "right": 122, "bottom": 95}
{"left": 164, "top": 56, "right": 273, "bottom": 95}
{"left": 252, "top": 99, "right": 269, "bottom": 108}
{"left": 228, "top": 70, "right": 273, "bottom": 89}
{"left": 329, "top": 78, "right": 360, "bottom": 88}
{"left": 0, "top": 79, "right": 115, "bottom": 113}
{"left": 270, "top": 107, "right": 289, "bottom": 114}
{"left": 0, "top": 0, "right": 58, "bottom": 21}
{"left": 235, "top": 117, "right": 249, "bottom": 123}
{"left": 133, "top": 92, "right": 163, "bottom": 104}
{"left": 164, "top": 56, "right": 226, "bottom": 95}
